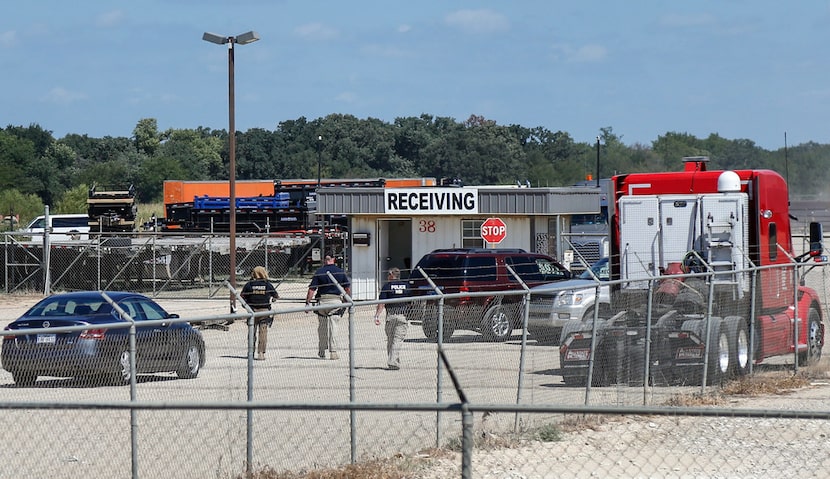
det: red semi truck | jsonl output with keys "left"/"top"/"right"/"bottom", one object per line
{"left": 559, "top": 157, "right": 825, "bottom": 386}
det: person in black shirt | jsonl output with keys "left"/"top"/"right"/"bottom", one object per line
{"left": 305, "top": 255, "right": 351, "bottom": 360}
{"left": 374, "top": 267, "right": 411, "bottom": 370}
{"left": 241, "top": 266, "right": 279, "bottom": 361}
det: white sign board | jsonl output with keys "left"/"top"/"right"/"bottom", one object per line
{"left": 384, "top": 188, "right": 478, "bottom": 215}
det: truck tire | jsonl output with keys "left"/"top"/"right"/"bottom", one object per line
{"left": 705, "top": 317, "right": 729, "bottom": 385}
{"left": 798, "top": 307, "right": 823, "bottom": 366}
{"left": 725, "top": 316, "right": 750, "bottom": 377}
{"left": 681, "top": 317, "right": 728, "bottom": 385}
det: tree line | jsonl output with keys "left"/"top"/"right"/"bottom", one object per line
{"left": 2, "top": 114, "right": 828, "bottom": 228}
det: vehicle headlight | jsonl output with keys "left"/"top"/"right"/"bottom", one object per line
{"left": 556, "top": 292, "right": 584, "bottom": 306}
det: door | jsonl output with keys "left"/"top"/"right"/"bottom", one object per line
{"left": 377, "top": 219, "right": 413, "bottom": 281}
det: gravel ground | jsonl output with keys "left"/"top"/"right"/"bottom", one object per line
{"left": 413, "top": 381, "right": 830, "bottom": 479}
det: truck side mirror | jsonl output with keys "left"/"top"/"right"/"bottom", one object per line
{"left": 809, "top": 222, "right": 824, "bottom": 260}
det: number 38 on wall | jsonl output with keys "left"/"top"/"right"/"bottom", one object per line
{"left": 418, "top": 220, "right": 436, "bottom": 233}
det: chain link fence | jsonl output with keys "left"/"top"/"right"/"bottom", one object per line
{"left": 1, "top": 234, "right": 830, "bottom": 477}
{"left": 2, "top": 231, "right": 349, "bottom": 298}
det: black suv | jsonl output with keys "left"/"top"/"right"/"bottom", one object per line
{"left": 407, "top": 248, "right": 571, "bottom": 341}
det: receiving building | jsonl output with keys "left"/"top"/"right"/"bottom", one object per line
{"left": 315, "top": 183, "right": 602, "bottom": 300}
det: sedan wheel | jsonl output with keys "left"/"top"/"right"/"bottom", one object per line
{"left": 176, "top": 343, "right": 201, "bottom": 379}
{"left": 12, "top": 372, "right": 37, "bottom": 387}
{"left": 112, "top": 349, "right": 132, "bottom": 385}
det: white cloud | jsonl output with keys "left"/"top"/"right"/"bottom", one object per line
{"left": 95, "top": 10, "right": 125, "bottom": 28}
{"left": 444, "top": 9, "right": 510, "bottom": 34}
{"left": 294, "top": 22, "right": 339, "bottom": 40}
{"left": 552, "top": 43, "right": 608, "bottom": 63}
{"left": 398, "top": 24, "right": 412, "bottom": 34}
{"left": 41, "top": 87, "right": 87, "bottom": 105}
{"left": 336, "top": 91, "right": 357, "bottom": 104}
{"left": 0, "top": 30, "right": 16, "bottom": 47}
{"left": 571, "top": 44, "right": 607, "bottom": 62}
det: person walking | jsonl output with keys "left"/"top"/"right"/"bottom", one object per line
{"left": 241, "top": 266, "right": 279, "bottom": 361}
{"left": 305, "top": 254, "right": 351, "bottom": 360}
{"left": 374, "top": 267, "right": 411, "bottom": 370}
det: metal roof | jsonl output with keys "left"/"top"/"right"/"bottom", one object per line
{"left": 316, "top": 186, "right": 601, "bottom": 215}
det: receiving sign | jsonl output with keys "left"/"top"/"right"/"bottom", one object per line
{"left": 384, "top": 188, "right": 478, "bottom": 214}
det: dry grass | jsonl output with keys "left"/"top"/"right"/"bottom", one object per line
{"left": 558, "top": 414, "right": 609, "bottom": 433}
{"left": 235, "top": 451, "right": 448, "bottom": 479}
{"left": 721, "top": 370, "right": 812, "bottom": 396}
{"left": 239, "top": 363, "right": 828, "bottom": 478}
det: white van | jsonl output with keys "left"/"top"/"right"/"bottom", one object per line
{"left": 23, "top": 214, "right": 90, "bottom": 241}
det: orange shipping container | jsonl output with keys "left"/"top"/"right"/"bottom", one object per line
{"left": 163, "top": 180, "right": 274, "bottom": 205}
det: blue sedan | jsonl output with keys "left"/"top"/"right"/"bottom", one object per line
{"left": 1, "top": 291, "right": 205, "bottom": 386}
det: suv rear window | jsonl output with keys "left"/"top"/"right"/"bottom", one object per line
{"left": 412, "top": 255, "right": 498, "bottom": 282}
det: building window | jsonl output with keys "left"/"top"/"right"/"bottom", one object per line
{"left": 462, "top": 219, "right": 484, "bottom": 248}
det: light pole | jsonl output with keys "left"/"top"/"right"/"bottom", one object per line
{"left": 595, "top": 136, "right": 601, "bottom": 187}
{"left": 203, "top": 30, "right": 260, "bottom": 313}
{"left": 316, "top": 135, "right": 322, "bottom": 189}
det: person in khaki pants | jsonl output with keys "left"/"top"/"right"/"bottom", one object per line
{"left": 241, "top": 266, "right": 278, "bottom": 360}
{"left": 374, "top": 267, "right": 412, "bottom": 370}
{"left": 305, "top": 255, "right": 351, "bottom": 360}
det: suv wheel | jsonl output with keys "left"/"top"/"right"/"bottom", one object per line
{"left": 481, "top": 305, "right": 513, "bottom": 342}
{"left": 422, "top": 317, "right": 455, "bottom": 341}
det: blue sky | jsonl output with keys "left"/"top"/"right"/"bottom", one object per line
{"left": 3, "top": 1, "right": 829, "bottom": 150}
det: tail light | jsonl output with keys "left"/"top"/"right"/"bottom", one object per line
{"left": 80, "top": 329, "right": 106, "bottom": 340}
{"left": 459, "top": 286, "right": 472, "bottom": 302}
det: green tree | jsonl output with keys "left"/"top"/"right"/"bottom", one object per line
{"left": 137, "top": 156, "right": 186, "bottom": 202}
{"left": 133, "top": 118, "right": 160, "bottom": 156}
{"left": 0, "top": 130, "right": 39, "bottom": 195}
{"left": 0, "top": 189, "right": 44, "bottom": 230}
{"left": 157, "top": 128, "right": 223, "bottom": 181}
{"left": 54, "top": 184, "right": 89, "bottom": 214}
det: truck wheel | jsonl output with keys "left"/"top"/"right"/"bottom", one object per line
{"left": 480, "top": 305, "right": 513, "bottom": 342}
{"left": 705, "top": 317, "right": 729, "bottom": 385}
{"left": 591, "top": 346, "right": 615, "bottom": 387}
{"left": 798, "top": 308, "right": 823, "bottom": 366}
{"left": 725, "top": 316, "right": 750, "bottom": 377}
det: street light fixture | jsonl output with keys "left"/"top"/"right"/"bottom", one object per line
{"left": 202, "top": 30, "right": 260, "bottom": 313}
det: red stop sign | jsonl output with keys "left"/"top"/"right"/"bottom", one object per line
{"left": 480, "top": 217, "right": 507, "bottom": 244}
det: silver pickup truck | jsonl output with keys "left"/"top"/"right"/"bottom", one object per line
{"left": 527, "top": 258, "right": 609, "bottom": 344}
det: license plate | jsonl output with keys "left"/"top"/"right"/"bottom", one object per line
{"left": 676, "top": 347, "right": 703, "bottom": 359}
{"left": 36, "top": 334, "right": 56, "bottom": 344}
{"left": 565, "top": 349, "right": 590, "bottom": 361}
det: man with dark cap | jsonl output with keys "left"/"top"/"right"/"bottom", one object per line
{"left": 305, "top": 254, "right": 350, "bottom": 360}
